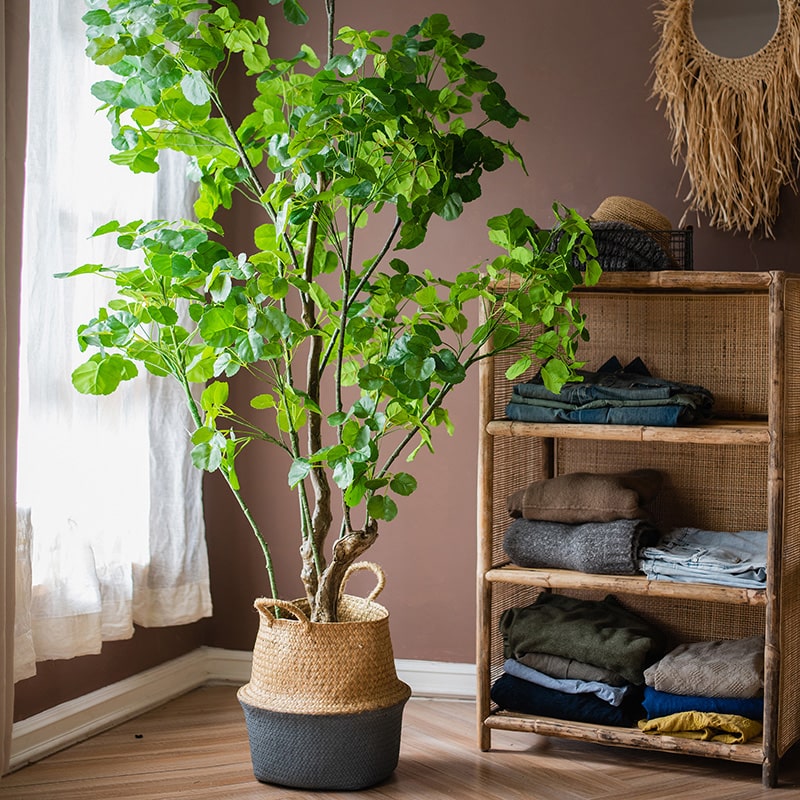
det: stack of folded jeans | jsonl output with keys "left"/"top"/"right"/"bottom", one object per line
{"left": 638, "top": 527, "right": 767, "bottom": 589}
{"left": 505, "top": 356, "right": 714, "bottom": 426}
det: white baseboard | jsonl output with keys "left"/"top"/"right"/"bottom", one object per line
{"left": 9, "top": 648, "right": 475, "bottom": 771}
{"left": 395, "top": 659, "right": 476, "bottom": 699}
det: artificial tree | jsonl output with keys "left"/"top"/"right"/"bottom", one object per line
{"left": 64, "top": 0, "right": 599, "bottom": 622}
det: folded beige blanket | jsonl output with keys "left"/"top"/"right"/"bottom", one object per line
{"left": 643, "top": 636, "right": 764, "bottom": 698}
{"left": 506, "top": 469, "right": 663, "bottom": 523}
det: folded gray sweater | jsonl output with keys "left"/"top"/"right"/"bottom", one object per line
{"left": 503, "top": 517, "right": 660, "bottom": 575}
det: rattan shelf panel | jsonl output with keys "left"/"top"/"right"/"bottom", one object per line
{"left": 486, "top": 418, "right": 770, "bottom": 445}
{"left": 484, "top": 711, "right": 765, "bottom": 764}
{"left": 485, "top": 566, "right": 767, "bottom": 606}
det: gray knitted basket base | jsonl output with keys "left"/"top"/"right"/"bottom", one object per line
{"left": 239, "top": 696, "right": 409, "bottom": 790}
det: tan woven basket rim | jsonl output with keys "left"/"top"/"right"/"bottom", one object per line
{"left": 238, "top": 592, "right": 411, "bottom": 715}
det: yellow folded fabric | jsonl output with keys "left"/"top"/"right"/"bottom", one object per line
{"left": 638, "top": 711, "right": 762, "bottom": 744}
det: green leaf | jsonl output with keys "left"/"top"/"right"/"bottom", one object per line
{"left": 181, "top": 70, "right": 211, "bottom": 106}
{"left": 404, "top": 355, "right": 436, "bottom": 381}
{"left": 71, "top": 354, "right": 138, "bottom": 395}
{"left": 91, "top": 80, "right": 124, "bottom": 105}
{"left": 288, "top": 457, "right": 311, "bottom": 487}
{"left": 540, "top": 359, "right": 572, "bottom": 394}
{"left": 367, "top": 494, "right": 398, "bottom": 522}
{"left": 148, "top": 305, "right": 179, "bottom": 325}
{"left": 54, "top": 263, "right": 105, "bottom": 279}
{"left": 344, "top": 479, "right": 367, "bottom": 508}
{"left": 82, "top": 9, "right": 112, "bottom": 26}
{"left": 201, "top": 381, "right": 229, "bottom": 411}
{"left": 585, "top": 258, "right": 602, "bottom": 286}
{"left": 332, "top": 458, "right": 355, "bottom": 489}
{"left": 86, "top": 36, "right": 125, "bottom": 66}
{"left": 389, "top": 472, "right": 417, "bottom": 497}
{"left": 191, "top": 439, "right": 223, "bottom": 472}
{"left": 357, "top": 364, "right": 385, "bottom": 391}
{"left": 250, "top": 393, "right": 276, "bottom": 409}
{"left": 271, "top": 0, "right": 309, "bottom": 25}
{"left": 118, "top": 77, "right": 160, "bottom": 108}
{"left": 93, "top": 220, "right": 122, "bottom": 236}
{"left": 109, "top": 148, "right": 160, "bottom": 174}
{"left": 441, "top": 193, "right": 463, "bottom": 221}
{"left": 505, "top": 355, "right": 532, "bottom": 381}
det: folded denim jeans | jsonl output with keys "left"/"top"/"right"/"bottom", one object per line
{"left": 639, "top": 528, "right": 767, "bottom": 589}
{"left": 506, "top": 356, "right": 714, "bottom": 427}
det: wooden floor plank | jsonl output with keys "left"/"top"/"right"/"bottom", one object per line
{"left": 1, "top": 686, "right": 799, "bottom": 799}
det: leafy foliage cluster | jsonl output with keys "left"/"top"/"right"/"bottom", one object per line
{"left": 66, "top": 0, "right": 599, "bottom": 620}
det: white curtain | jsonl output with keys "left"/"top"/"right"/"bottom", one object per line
{"left": 14, "top": 0, "right": 211, "bottom": 679}
{"left": 2, "top": 0, "right": 29, "bottom": 774}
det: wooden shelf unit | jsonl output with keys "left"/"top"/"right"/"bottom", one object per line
{"left": 476, "top": 271, "right": 800, "bottom": 788}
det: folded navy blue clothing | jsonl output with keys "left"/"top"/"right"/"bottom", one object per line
{"left": 506, "top": 356, "right": 713, "bottom": 427}
{"left": 642, "top": 686, "right": 764, "bottom": 721}
{"left": 491, "top": 673, "right": 644, "bottom": 727}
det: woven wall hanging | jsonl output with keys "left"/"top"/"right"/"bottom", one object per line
{"left": 652, "top": 0, "right": 800, "bottom": 238}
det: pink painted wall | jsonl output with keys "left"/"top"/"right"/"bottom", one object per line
{"left": 16, "top": 0, "right": 800, "bottom": 720}
{"left": 204, "top": 0, "right": 800, "bottom": 666}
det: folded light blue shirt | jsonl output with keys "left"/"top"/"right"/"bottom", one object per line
{"left": 503, "top": 658, "right": 631, "bottom": 706}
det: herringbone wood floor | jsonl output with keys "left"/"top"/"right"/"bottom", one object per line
{"left": 2, "top": 685, "right": 800, "bottom": 799}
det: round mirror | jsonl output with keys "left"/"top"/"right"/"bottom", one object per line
{"left": 692, "top": 0, "right": 780, "bottom": 58}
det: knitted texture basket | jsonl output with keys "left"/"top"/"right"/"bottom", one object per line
{"left": 239, "top": 699, "right": 408, "bottom": 789}
{"left": 237, "top": 562, "right": 411, "bottom": 789}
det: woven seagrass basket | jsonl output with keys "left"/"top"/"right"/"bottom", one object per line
{"left": 237, "top": 562, "right": 411, "bottom": 790}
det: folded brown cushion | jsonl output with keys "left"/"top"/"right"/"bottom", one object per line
{"left": 506, "top": 469, "right": 663, "bottom": 523}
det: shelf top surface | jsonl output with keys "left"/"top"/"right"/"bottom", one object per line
{"left": 485, "top": 418, "right": 770, "bottom": 444}
{"left": 485, "top": 565, "right": 767, "bottom": 605}
{"left": 491, "top": 270, "right": 783, "bottom": 293}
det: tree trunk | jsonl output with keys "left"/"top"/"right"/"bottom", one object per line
{"left": 311, "top": 521, "right": 379, "bottom": 622}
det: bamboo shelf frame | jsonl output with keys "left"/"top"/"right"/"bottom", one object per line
{"left": 485, "top": 566, "right": 767, "bottom": 606}
{"left": 486, "top": 418, "right": 770, "bottom": 445}
{"left": 486, "top": 711, "right": 765, "bottom": 764}
{"left": 476, "top": 271, "right": 800, "bottom": 789}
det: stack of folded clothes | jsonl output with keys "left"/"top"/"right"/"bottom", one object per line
{"left": 492, "top": 593, "right": 667, "bottom": 726}
{"left": 505, "top": 356, "right": 714, "bottom": 427}
{"left": 638, "top": 636, "right": 764, "bottom": 743}
{"left": 503, "top": 470, "right": 663, "bottom": 575}
{"left": 638, "top": 528, "right": 767, "bottom": 589}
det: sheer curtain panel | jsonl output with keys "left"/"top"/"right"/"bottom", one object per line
{"left": 14, "top": 0, "right": 211, "bottom": 680}
{"left": 2, "top": 0, "right": 29, "bottom": 775}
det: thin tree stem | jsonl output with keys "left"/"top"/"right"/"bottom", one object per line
{"left": 325, "top": 0, "right": 335, "bottom": 61}
{"left": 176, "top": 364, "right": 280, "bottom": 601}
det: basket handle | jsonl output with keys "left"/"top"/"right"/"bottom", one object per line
{"left": 339, "top": 561, "right": 386, "bottom": 603}
{"left": 253, "top": 598, "right": 311, "bottom": 628}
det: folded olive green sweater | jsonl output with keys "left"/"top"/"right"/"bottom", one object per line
{"left": 500, "top": 593, "right": 667, "bottom": 685}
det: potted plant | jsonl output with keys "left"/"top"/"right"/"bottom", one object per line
{"left": 64, "top": 0, "right": 599, "bottom": 789}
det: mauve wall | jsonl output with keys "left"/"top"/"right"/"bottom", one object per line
{"left": 205, "top": 0, "right": 800, "bottom": 666}
{"left": 16, "top": 0, "right": 800, "bottom": 722}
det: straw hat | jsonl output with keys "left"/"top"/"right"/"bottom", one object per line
{"left": 588, "top": 196, "right": 673, "bottom": 256}
{"left": 589, "top": 196, "right": 673, "bottom": 232}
